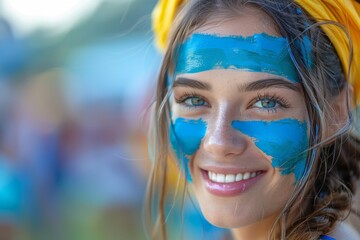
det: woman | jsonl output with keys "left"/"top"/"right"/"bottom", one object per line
{"left": 147, "top": 0, "right": 360, "bottom": 239}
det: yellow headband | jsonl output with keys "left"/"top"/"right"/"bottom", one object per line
{"left": 295, "top": 0, "right": 360, "bottom": 105}
{"left": 152, "top": 0, "right": 360, "bottom": 105}
{"left": 152, "top": 0, "right": 186, "bottom": 51}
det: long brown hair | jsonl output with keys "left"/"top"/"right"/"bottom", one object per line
{"left": 146, "top": 0, "right": 360, "bottom": 239}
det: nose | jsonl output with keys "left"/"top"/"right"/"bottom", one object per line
{"left": 203, "top": 114, "right": 249, "bottom": 158}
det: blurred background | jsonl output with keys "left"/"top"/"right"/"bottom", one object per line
{"left": 0, "top": 1, "right": 358, "bottom": 240}
{"left": 0, "top": 0, "right": 157, "bottom": 239}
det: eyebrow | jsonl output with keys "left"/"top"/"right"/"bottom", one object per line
{"left": 173, "top": 77, "right": 300, "bottom": 92}
{"left": 173, "top": 77, "right": 211, "bottom": 90}
{"left": 239, "top": 78, "right": 300, "bottom": 92}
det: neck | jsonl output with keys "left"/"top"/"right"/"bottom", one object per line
{"left": 231, "top": 213, "right": 280, "bottom": 240}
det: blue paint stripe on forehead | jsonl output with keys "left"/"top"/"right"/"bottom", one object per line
{"left": 175, "top": 33, "right": 300, "bottom": 82}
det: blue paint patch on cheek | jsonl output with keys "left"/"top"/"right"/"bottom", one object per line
{"left": 231, "top": 119, "right": 309, "bottom": 182}
{"left": 169, "top": 118, "right": 207, "bottom": 181}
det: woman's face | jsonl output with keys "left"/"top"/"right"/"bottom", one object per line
{"left": 169, "top": 8, "right": 309, "bottom": 229}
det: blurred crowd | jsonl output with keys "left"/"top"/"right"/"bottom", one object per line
{"left": 0, "top": 1, "right": 159, "bottom": 239}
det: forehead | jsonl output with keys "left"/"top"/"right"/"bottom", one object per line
{"left": 175, "top": 33, "right": 298, "bottom": 82}
{"left": 174, "top": 7, "right": 299, "bottom": 83}
{"left": 194, "top": 6, "right": 279, "bottom": 37}
{"left": 171, "top": 6, "right": 301, "bottom": 84}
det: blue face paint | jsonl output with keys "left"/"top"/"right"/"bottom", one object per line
{"left": 299, "top": 36, "right": 313, "bottom": 68}
{"left": 175, "top": 33, "right": 301, "bottom": 82}
{"left": 169, "top": 118, "right": 207, "bottom": 181}
{"left": 231, "top": 118, "right": 308, "bottom": 182}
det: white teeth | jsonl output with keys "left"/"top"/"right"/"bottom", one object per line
{"left": 243, "top": 172, "right": 250, "bottom": 180}
{"left": 208, "top": 171, "right": 260, "bottom": 183}
{"left": 217, "top": 174, "right": 225, "bottom": 183}
{"left": 235, "top": 173, "right": 243, "bottom": 181}
{"left": 225, "top": 174, "right": 235, "bottom": 183}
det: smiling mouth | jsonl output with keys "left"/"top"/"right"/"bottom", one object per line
{"left": 201, "top": 169, "right": 266, "bottom": 197}
{"left": 207, "top": 171, "right": 263, "bottom": 183}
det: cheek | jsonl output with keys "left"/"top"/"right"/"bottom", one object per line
{"left": 231, "top": 118, "right": 309, "bottom": 182}
{"left": 169, "top": 118, "right": 207, "bottom": 181}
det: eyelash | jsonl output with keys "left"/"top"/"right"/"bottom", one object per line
{"left": 174, "top": 91, "right": 209, "bottom": 109}
{"left": 250, "top": 93, "right": 290, "bottom": 113}
{"left": 174, "top": 92, "right": 291, "bottom": 113}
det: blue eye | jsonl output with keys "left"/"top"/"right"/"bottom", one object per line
{"left": 254, "top": 99, "right": 278, "bottom": 109}
{"left": 174, "top": 93, "right": 209, "bottom": 109}
{"left": 184, "top": 96, "right": 206, "bottom": 106}
{"left": 251, "top": 94, "right": 290, "bottom": 113}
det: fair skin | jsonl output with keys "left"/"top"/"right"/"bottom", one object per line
{"left": 172, "top": 71, "right": 307, "bottom": 240}
{"left": 170, "top": 8, "right": 309, "bottom": 240}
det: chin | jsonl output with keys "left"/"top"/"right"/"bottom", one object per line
{"left": 198, "top": 202, "right": 261, "bottom": 229}
{"left": 206, "top": 217, "right": 247, "bottom": 229}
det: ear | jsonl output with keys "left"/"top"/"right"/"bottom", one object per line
{"left": 326, "top": 85, "right": 353, "bottom": 138}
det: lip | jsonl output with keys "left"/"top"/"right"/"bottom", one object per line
{"left": 201, "top": 169, "right": 265, "bottom": 197}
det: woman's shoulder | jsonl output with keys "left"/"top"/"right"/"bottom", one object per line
{"left": 327, "top": 221, "right": 360, "bottom": 240}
